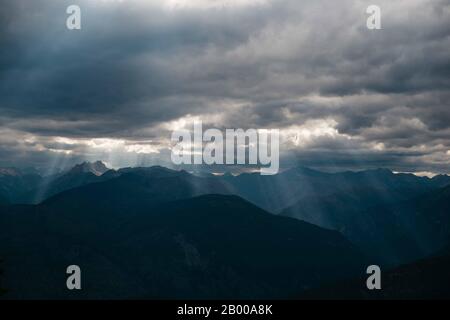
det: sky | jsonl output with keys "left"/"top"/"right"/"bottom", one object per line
{"left": 0, "top": 0, "right": 449, "bottom": 174}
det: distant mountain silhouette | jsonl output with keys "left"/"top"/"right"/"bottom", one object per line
{"left": 0, "top": 162, "right": 112, "bottom": 204}
{"left": 69, "top": 161, "right": 109, "bottom": 176}
{"left": 2, "top": 163, "right": 449, "bottom": 210}
{"left": 222, "top": 167, "right": 450, "bottom": 213}
{"left": 0, "top": 194, "right": 366, "bottom": 299}
{"left": 0, "top": 167, "right": 42, "bottom": 204}
{"left": 23, "top": 161, "right": 110, "bottom": 203}
{"left": 281, "top": 185, "right": 450, "bottom": 266}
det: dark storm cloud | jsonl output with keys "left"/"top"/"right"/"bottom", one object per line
{"left": 0, "top": 0, "right": 267, "bottom": 121}
{"left": 0, "top": 0, "right": 449, "bottom": 173}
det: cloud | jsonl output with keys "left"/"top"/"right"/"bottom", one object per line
{"left": 0, "top": 0, "right": 449, "bottom": 173}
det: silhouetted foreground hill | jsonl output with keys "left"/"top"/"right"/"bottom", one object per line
{"left": 0, "top": 194, "right": 366, "bottom": 299}
{"left": 300, "top": 246, "right": 450, "bottom": 300}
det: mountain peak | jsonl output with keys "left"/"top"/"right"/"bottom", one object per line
{"left": 69, "top": 161, "right": 109, "bottom": 176}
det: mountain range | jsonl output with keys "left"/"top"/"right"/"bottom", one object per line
{"left": 2, "top": 162, "right": 449, "bottom": 209}
{"left": 0, "top": 161, "right": 449, "bottom": 299}
{"left": 2, "top": 161, "right": 449, "bottom": 265}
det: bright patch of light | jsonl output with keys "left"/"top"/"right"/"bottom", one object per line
{"left": 86, "top": 138, "right": 126, "bottom": 152}
{"left": 49, "top": 148, "right": 73, "bottom": 155}
{"left": 49, "top": 137, "right": 161, "bottom": 155}
{"left": 281, "top": 119, "right": 341, "bottom": 147}
{"left": 164, "top": 115, "right": 203, "bottom": 132}
{"left": 125, "top": 144, "right": 159, "bottom": 154}
{"left": 373, "top": 142, "right": 385, "bottom": 151}
{"left": 412, "top": 171, "right": 438, "bottom": 178}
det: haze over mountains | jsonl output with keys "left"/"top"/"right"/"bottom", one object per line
{"left": 1, "top": 161, "right": 449, "bottom": 208}
{"left": 0, "top": 161, "right": 109, "bottom": 204}
{"left": 0, "top": 161, "right": 449, "bottom": 299}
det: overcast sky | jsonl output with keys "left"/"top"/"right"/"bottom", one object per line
{"left": 0, "top": 0, "right": 449, "bottom": 174}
